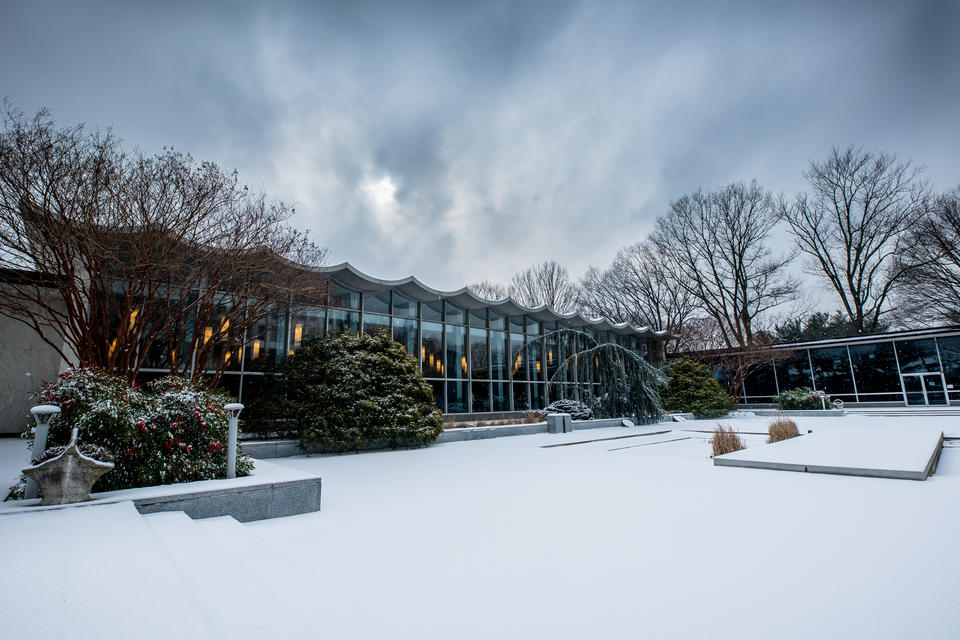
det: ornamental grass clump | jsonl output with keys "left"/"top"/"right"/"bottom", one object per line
{"left": 20, "top": 368, "right": 252, "bottom": 494}
{"left": 768, "top": 418, "right": 800, "bottom": 443}
{"left": 712, "top": 423, "right": 745, "bottom": 457}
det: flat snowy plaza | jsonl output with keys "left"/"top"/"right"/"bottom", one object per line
{"left": 2, "top": 412, "right": 958, "bottom": 639}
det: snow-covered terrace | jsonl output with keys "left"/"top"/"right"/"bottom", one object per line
{"left": 1, "top": 412, "right": 959, "bottom": 639}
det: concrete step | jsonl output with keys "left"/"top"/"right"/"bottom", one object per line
{"left": 142, "top": 511, "right": 315, "bottom": 639}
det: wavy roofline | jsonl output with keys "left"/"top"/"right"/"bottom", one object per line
{"left": 314, "top": 262, "right": 670, "bottom": 340}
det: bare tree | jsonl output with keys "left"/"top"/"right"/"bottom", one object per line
{"left": 467, "top": 279, "right": 511, "bottom": 301}
{"left": 894, "top": 186, "right": 960, "bottom": 326}
{"left": 579, "top": 241, "right": 695, "bottom": 350}
{"left": 509, "top": 260, "right": 579, "bottom": 313}
{"left": 0, "top": 104, "right": 328, "bottom": 385}
{"left": 652, "top": 181, "right": 797, "bottom": 350}
{"left": 779, "top": 146, "right": 929, "bottom": 333}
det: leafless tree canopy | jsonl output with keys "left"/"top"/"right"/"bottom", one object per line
{"left": 579, "top": 241, "right": 695, "bottom": 347}
{"left": 467, "top": 279, "right": 511, "bottom": 301}
{"left": 0, "top": 104, "right": 328, "bottom": 384}
{"left": 894, "top": 186, "right": 960, "bottom": 326}
{"left": 510, "top": 260, "right": 580, "bottom": 313}
{"left": 652, "top": 181, "right": 797, "bottom": 349}
{"left": 779, "top": 146, "right": 929, "bottom": 333}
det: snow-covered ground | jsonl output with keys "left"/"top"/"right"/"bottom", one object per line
{"left": 1, "top": 413, "right": 959, "bottom": 639}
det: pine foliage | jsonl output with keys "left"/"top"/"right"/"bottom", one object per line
{"left": 660, "top": 356, "right": 734, "bottom": 418}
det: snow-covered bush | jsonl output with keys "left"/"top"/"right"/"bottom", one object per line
{"left": 281, "top": 332, "right": 443, "bottom": 453}
{"left": 660, "top": 356, "right": 735, "bottom": 418}
{"left": 768, "top": 418, "right": 800, "bottom": 443}
{"left": 774, "top": 387, "right": 829, "bottom": 410}
{"left": 22, "top": 368, "right": 252, "bottom": 493}
{"left": 537, "top": 399, "right": 594, "bottom": 421}
{"left": 711, "top": 424, "right": 744, "bottom": 456}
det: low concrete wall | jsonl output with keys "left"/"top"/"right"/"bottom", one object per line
{"left": 747, "top": 409, "right": 846, "bottom": 417}
{"left": 133, "top": 476, "right": 322, "bottom": 522}
{"left": 245, "top": 416, "right": 641, "bottom": 455}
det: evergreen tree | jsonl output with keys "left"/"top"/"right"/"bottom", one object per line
{"left": 660, "top": 356, "right": 734, "bottom": 418}
{"left": 281, "top": 331, "right": 443, "bottom": 453}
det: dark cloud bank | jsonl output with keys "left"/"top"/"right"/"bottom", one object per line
{"left": 2, "top": 0, "right": 958, "bottom": 290}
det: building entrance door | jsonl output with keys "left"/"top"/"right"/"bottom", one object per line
{"left": 902, "top": 373, "right": 948, "bottom": 405}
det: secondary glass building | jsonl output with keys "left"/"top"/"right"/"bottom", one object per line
{"left": 738, "top": 327, "right": 960, "bottom": 406}
{"left": 139, "top": 263, "right": 669, "bottom": 414}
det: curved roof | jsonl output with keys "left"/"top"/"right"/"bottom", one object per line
{"left": 316, "top": 262, "right": 670, "bottom": 340}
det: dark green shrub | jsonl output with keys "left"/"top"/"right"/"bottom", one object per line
{"left": 660, "top": 356, "right": 735, "bottom": 418}
{"left": 282, "top": 331, "right": 443, "bottom": 452}
{"left": 774, "top": 387, "right": 829, "bottom": 410}
{"left": 27, "top": 368, "right": 252, "bottom": 493}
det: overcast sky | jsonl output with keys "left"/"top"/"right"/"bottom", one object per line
{"left": 2, "top": 0, "right": 959, "bottom": 295}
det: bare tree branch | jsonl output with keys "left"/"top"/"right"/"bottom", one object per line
{"left": 779, "top": 145, "right": 929, "bottom": 332}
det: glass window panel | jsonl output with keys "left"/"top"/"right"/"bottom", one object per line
{"left": 422, "top": 300, "right": 443, "bottom": 322}
{"left": 492, "top": 380, "right": 509, "bottom": 411}
{"left": 363, "top": 291, "right": 390, "bottom": 314}
{"left": 469, "top": 308, "right": 487, "bottom": 328}
{"left": 362, "top": 313, "right": 391, "bottom": 337}
{"left": 509, "top": 315, "right": 524, "bottom": 333}
{"left": 245, "top": 309, "right": 289, "bottom": 370}
{"left": 445, "top": 302, "right": 465, "bottom": 325}
{"left": 528, "top": 337, "right": 544, "bottom": 382}
{"left": 427, "top": 379, "right": 444, "bottom": 412}
{"left": 744, "top": 361, "right": 779, "bottom": 397}
{"left": 392, "top": 317, "right": 418, "bottom": 355}
{"left": 937, "top": 337, "right": 960, "bottom": 390}
{"left": 511, "top": 333, "right": 527, "bottom": 381}
{"left": 490, "top": 330, "right": 508, "bottom": 381}
{"left": 421, "top": 322, "right": 444, "bottom": 378}
{"left": 327, "top": 309, "right": 359, "bottom": 337}
{"left": 809, "top": 347, "right": 854, "bottom": 395}
{"left": 489, "top": 311, "right": 506, "bottom": 330}
{"left": 530, "top": 383, "right": 545, "bottom": 410}
{"left": 903, "top": 375, "right": 925, "bottom": 405}
{"left": 328, "top": 283, "right": 360, "bottom": 310}
{"left": 392, "top": 292, "right": 417, "bottom": 318}
{"left": 446, "top": 324, "right": 468, "bottom": 380}
{"left": 849, "top": 342, "right": 901, "bottom": 394}
{"left": 513, "top": 382, "right": 529, "bottom": 410}
{"left": 470, "top": 328, "right": 489, "bottom": 379}
{"left": 471, "top": 381, "right": 491, "bottom": 413}
{"left": 858, "top": 392, "right": 907, "bottom": 402}
{"left": 895, "top": 339, "right": 941, "bottom": 374}
{"left": 774, "top": 351, "right": 813, "bottom": 391}
{"left": 527, "top": 320, "right": 541, "bottom": 335}
{"left": 546, "top": 331, "right": 560, "bottom": 380}
{"left": 446, "top": 380, "right": 468, "bottom": 413}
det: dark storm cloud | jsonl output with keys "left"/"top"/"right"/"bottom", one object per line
{"left": 2, "top": 0, "right": 958, "bottom": 289}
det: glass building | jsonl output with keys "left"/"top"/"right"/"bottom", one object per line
{"left": 737, "top": 327, "right": 960, "bottom": 406}
{"left": 138, "top": 263, "right": 669, "bottom": 414}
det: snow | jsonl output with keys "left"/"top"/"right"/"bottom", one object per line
{"left": 1, "top": 413, "right": 959, "bottom": 638}
{"left": 0, "top": 501, "right": 216, "bottom": 639}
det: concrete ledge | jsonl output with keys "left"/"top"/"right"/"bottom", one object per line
{"left": 714, "top": 427, "right": 943, "bottom": 481}
{"left": 438, "top": 422, "right": 548, "bottom": 442}
{"left": 133, "top": 476, "right": 322, "bottom": 522}
{"left": 747, "top": 409, "right": 846, "bottom": 417}
{"left": 243, "top": 439, "right": 319, "bottom": 459}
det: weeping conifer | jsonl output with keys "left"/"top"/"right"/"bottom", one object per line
{"left": 528, "top": 329, "right": 666, "bottom": 420}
